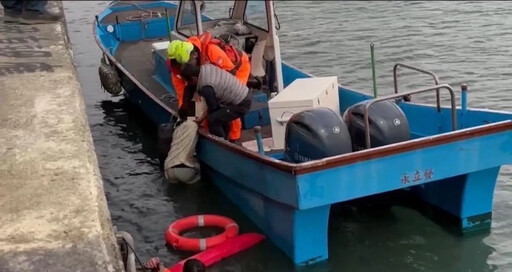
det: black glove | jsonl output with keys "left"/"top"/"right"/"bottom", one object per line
{"left": 178, "top": 106, "right": 188, "bottom": 121}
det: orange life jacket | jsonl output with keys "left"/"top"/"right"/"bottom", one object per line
{"left": 190, "top": 32, "right": 244, "bottom": 76}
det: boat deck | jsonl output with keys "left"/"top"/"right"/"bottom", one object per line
{"left": 114, "top": 40, "right": 274, "bottom": 144}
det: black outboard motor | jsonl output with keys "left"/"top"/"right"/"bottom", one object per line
{"left": 284, "top": 107, "right": 352, "bottom": 163}
{"left": 343, "top": 100, "right": 410, "bottom": 151}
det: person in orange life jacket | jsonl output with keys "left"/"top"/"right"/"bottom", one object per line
{"left": 167, "top": 34, "right": 251, "bottom": 142}
{"left": 143, "top": 257, "right": 205, "bottom": 272}
{"left": 179, "top": 63, "right": 252, "bottom": 141}
{"left": 166, "top": 40, "right": 197, "bottom": 107}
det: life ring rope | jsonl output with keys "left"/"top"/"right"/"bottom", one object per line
{"left": 199, "top": 238, "right": 207, "bottom": 251}
{"left": 198, "top": 215, "right": 205, "bottom": 227}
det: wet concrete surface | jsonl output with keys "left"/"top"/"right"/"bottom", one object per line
{"left": 0, "top": 2, "right": 123, "bottom": 271}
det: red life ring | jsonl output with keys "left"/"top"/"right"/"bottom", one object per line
{"left": 165, "top": 215, "right": 239, "bottom": 251}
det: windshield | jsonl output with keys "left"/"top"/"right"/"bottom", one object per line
{"left": 202, "top": 0, "right": 233, "bottom": 21}
{"left": 244, "top": 0, "right": 268, "bottom": 31}
{"left": 177, "top": 0, "right": 198, "bottom": 36}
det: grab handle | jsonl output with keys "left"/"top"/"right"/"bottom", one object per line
{"left": 276, "top": 111, "right": 294, "bottom": 124}
{"left": 393, "top": 63, "right": 441, "bottom": 112}
{"left": 276, "top": 116, "right": 291, "bottom": 124}
{"left": 364, "top": 84, "right": 457, "bottom": 149}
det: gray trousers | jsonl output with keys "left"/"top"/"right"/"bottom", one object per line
{"left": 164, "top": 166, "right": 200, "bottom": 184}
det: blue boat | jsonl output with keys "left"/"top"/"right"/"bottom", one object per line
{"left": 93, "top": 0, "right": 512, "bottom": 266}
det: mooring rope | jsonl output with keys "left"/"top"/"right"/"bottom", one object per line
{"left": 126, "top": 10, "right": 163, "bottom": 21}
{"left": 124, "top": 3, "right": 164, "bottom": 21}
{"left": 120, "top": 3, "right": 164, "bottom": 41}
{"left": 121, "top": 236, "right": 148, "bottom": 272}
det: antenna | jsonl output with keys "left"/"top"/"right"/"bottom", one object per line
{"left": 370, "top": 43, "right": 377, "bottom": 98}
{"left": 165, "top": 8, "right": 171, "bottom": 41}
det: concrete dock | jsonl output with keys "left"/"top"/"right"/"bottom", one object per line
{"left": 0, "top": 2, "right": 124, "bottom": 271}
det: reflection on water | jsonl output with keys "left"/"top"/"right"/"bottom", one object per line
{"left": 64, "top": 1, "right": 512, "bottom": 271}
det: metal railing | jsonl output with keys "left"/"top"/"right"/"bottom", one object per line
{"left": 364, "top": 84, "right": 457, "bottom": 149}
{"left": 393, "top": 63, "right": 441, "bottom": 112}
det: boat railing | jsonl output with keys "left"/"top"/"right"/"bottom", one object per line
{"left": 364, "top": 83, "right": 457, "bottom": 149}
{"left": 393, "top": 63, "right": 441, "bottom": 112}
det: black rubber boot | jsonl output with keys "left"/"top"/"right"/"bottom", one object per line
{"left": 3, "top": 10, "right": 22, "bottom": 23}
{"left": 20, "top": 9, "right": 62, "bottom": 24}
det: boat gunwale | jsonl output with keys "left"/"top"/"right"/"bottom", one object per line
{"left": 92, "top": 11, "right": 512, "bottom": 177}
{"left": 199, "top": 120, "right": 512, "bottom": 175}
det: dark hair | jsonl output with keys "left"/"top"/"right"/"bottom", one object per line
{"left": 183, "top": 258, "right": 205, "bottom": 272}
{"left": 170, "top": 58, "right": 180, "bottom": 68}
{"left": 181, "top": 63, "right": 200, "bottom": 82}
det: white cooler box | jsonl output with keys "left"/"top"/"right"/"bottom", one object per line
{"left": 268, "top": 77, "right": 340, "bottom": 150}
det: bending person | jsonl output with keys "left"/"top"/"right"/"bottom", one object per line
{"left": 166, "top": 33, "right": 251, "bottom": 142}
{"left": 180, "top": 63, "right": 252, "bottom": 141}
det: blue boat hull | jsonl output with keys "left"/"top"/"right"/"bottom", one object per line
{"left": 196, "top": 119, "right": 512, "bottom": 265}
{"left": 93, "top": 1, "right": 512, "bottom": 266}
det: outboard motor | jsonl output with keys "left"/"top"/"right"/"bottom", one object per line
{"left": 343, "top": 100, "right": 410, "bottom": 151}
{"left": 284, "top": 107, "right": 352, "bottom": 163}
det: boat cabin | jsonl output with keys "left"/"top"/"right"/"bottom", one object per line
{"left": 170, "top": 0, "right": 283, "bottom": 93}
{"left": 151, "top": 0, "right": 283, "bottom": 95}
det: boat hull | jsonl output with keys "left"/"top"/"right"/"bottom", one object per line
{"left": 197, "top": 124, "right": 512, "bottom": 265}
{"left": 117, "top": 67, "right": 173, "bottom": 125}
{"left": 106, "top": 41, "right": 512, "bottom": 266}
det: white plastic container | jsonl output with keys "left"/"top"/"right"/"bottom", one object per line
{"left": 268, "top": 77, "right": 340, "bottom": 149}
{"left": 151, "top": 41, "right": 170, "bottom": 52}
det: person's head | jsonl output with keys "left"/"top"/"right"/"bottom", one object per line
{"left": 187, "top": 45, "right": 200, "bottom": 66}
{"left": 167, "top": 41, "right": 181, "bottom": 69}
{"left": 180, "top": 63, "right": 201, "bottom": 85}
{"left": 183, "top": 258, "right": 205, "bottom": 272}
{"left": 167, "top": 40, "right": 199, "bottom": 66}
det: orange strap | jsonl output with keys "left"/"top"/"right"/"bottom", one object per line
{"left": 197, "top": 32, "right": 242, "bottom": 75}
{"left": 207, "top": 39, "right": 242, "bottom": 75}
{"left": 198, "top": 32, "right": 212, "bottom": 65}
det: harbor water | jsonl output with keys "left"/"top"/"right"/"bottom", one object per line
{"left": 64, "top": 1, "right": 512, "bottom": 271}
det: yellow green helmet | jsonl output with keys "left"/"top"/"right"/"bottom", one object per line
{"left": 175, "top": 41, "right": 194, "bottom": 64}
{"left": 167, "top": 40, "right": 181, "bottom": 59}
